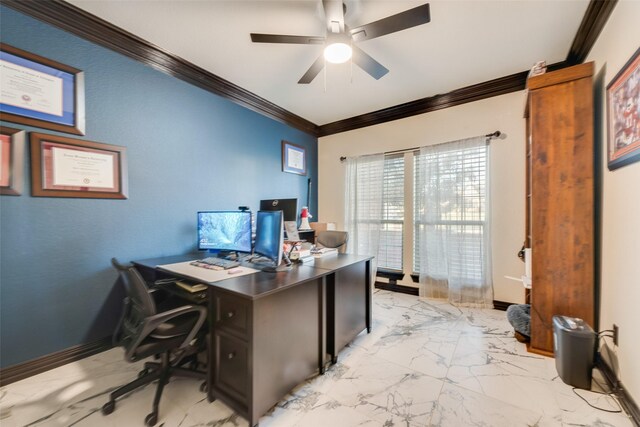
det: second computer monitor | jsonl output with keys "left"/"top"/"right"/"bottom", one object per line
{"left": 254, "top": 210, "right": 284, "bottom": 267}
{"left": 259, "top": 198, "right": 298, "bottom": 223}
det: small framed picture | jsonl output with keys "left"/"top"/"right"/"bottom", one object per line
{"left": 282, "top": 140, "right": 306, "bottom": 175}
{"left": 606, "top": 47, "right": 640, "bottom": 171}
{"left": 30, "top": 132, "right": 128, "bottom": 199}
{"left": 0, "top": 43, "right": 86, "bottom": 135}
{"left": 0, "top": 126, "right": 25, "bottom": 196}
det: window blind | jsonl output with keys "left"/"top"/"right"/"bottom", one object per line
{"left": 413, "top": 144, "right": 487, "bottom": 275}
{"left": 378, "top": 154, "right": 404, "bottom": 271}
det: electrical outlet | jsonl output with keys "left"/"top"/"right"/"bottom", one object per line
{"left": 613, "top": 324, "right": 619, "bottom": 346}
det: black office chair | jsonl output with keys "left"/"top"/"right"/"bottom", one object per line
{"left": 316, "top": 230, "right": 349, "bottom": 253}
{"left": 103, "top": 258, "right": 207, "bottom": 426}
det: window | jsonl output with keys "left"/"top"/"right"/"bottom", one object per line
{"left": 346, "top": 140, "right": 488, "bottom": 285}
{"left": 413, "top": 153, "right": 424, "bottom": 273}
{"left": 414, "top": 142, "right": 488, "bottom": 284}
{"left": 377, "top": 154, "right": 404, "bottom": 271}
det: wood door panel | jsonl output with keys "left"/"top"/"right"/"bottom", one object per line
{"left": 528, "top": 65, "right": 594, "bottom": 354}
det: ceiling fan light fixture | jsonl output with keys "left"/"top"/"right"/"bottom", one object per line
{"left": 324, "top": 42, "right": 352, "bottom": 64}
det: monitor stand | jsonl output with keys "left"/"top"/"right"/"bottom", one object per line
{"left": 261, "top": 264, "right": 293, "bottom": 273}
{"left": 248, "top": 253, "right": 293, "bottom": 273}
{"left": 206, "top": 250, "right": 241, "bottom": 260}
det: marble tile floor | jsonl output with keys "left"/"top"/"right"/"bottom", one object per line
{"left": 0, "top": 290, "right": 633, "bottom": 427}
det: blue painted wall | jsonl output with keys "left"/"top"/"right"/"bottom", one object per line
{"left": 0, "top": 7, "right": 318, "bottom": 368}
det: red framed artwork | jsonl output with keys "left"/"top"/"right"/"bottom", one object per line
{"left": 607, "top": 47, "right": 640, "bottom": 171}
{"left": 30, "top": 132, "right": 128, "bottom": 199}
{"left": 0, "top": 126, "right": 25, "bottom": 196}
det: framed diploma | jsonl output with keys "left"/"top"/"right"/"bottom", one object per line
{"left": 0, "top": 126, "right": 25, "bottom": 196}
{"left": 30, "top": 133, "right": 128, "bottom": 199}
{"left": 0, "top": 43, "right": 85, "bottom": 135}
{"left": 282, "top": 140, "right": 307, "bottom": 175}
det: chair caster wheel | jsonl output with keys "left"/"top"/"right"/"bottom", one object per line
{"left": 102, "top": 400, "right": 115, "bottom": 415}
{"left": 200, "top": 382, "right": 208, "bottom": 393}
{"left": 145, "top": 412, "right": 158, "bottom": 426}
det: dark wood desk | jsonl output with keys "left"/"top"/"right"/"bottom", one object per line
{"left": 133, "top": 253, "right": 372, "bottom": 427}
{"left": 299, "top": 255, "right": 372, "bottom": 363}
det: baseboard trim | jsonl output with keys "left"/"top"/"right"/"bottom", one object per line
{"left": 493, "top": 300, "right": 515, "bottom": 311}
{"left": 375, "top": 281, "right": 419, "bottom": 296}
{"left": 374, "top": 286, "right": 518, "bottom": 305}
{"left": 0, "top": 336, "right": 113, "bottom": 387}
{"left": 596, "top": 354, "right": 640, "bottom": 426}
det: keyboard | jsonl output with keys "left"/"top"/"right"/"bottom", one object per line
{"left": 191, "top": 257, "right": 240, "bottom": 270}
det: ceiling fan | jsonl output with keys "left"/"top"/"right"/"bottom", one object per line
{"left": 250, "top": 1, "right": 431, "bottom": 84}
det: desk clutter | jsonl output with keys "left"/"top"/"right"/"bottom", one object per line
{"left": 311, "top": 247, "right": 338, "bottom": 256}
{"left": 175, "top": 280, "right": 208, "bottom": 293}
{"left": 158, "top": 261, "right": 259, "bottom": 283}
{"left": 190, "top": 257, "right": 240, "bottom": 270}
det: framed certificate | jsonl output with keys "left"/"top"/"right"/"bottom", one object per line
{"left": 0, "top": 43, "right": 85, "bottom": 135}
{"left": 0, "top": 126, "right": 25, "bottom": 196}
{"left": 30, "top": 133, "right": 128, "bottom": 199}
{"left": 282, "top": 140, "right": 307, "bottom": 175}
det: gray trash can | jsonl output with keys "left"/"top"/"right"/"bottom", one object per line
{"left": 552, "top": 315, "right": 596, "bottom": 390}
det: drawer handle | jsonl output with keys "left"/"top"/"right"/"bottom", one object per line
{"left": 226, "top": 310, "right": 235, "bottom": 318}
{"left": 227, "top": 351, "right": 235, "bottom": 360}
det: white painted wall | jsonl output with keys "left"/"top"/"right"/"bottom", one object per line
{"left": 318, "top": 0, "right": 640, "bottom": 404}
{"left": 586, "top": 0, "right": 640, "bottom": 405}
{"left": 318, "top": 91, "right": 526, "bottom": 303}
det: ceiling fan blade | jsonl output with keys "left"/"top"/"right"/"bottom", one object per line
{"left": 352, "top": 46, "right": 389, "bottom": 80}
{"left": 298, "top": 55, "right": 325, "bottom": 84}
{"left": 322, "top": 0, "right": 345, "bottom": 33}
{"left": 250, "top": 34, "right": 325, "bottom": 44}
{"left": 349, "top": 3, "right": 431, "bottom": 42}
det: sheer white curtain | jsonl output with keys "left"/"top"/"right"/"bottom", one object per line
{"left": 416, "top": 136, "right": 493, "bottom": 307}
{"left": 344, "top": 154, "right": 385, "bottom": 282}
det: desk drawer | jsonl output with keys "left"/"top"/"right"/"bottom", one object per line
{"left": 214, "top": 332, "right": 248, "bottom": 403}
{"left": 214, "top": 292, "right": 249, "bottom": 337}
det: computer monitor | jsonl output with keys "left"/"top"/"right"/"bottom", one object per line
{"left": 259, "top": 198, "right": 298, "bottom": 223}
{"left": 253, "top": 210, "right": 284, "bottom": 267}
{"left": 197, "top": 211, "right": 252, "bottom": 253}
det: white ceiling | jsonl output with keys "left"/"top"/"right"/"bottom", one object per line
{"left": 69, "top": 0, "right": 590, "bottom": 126}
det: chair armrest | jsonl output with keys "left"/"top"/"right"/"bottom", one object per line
{"left": 122, "top": 304, "right": 207, "bottom": 362}
{"left": 142, "top": 305, "right": 207, "bottom": 349}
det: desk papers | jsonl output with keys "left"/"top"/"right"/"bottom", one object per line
{"left": 158, "top": 261, "right": 258, "bottom": 283}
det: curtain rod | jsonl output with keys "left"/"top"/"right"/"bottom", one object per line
{"left": 339, "top": 130, "right": 503, "bottom": 162}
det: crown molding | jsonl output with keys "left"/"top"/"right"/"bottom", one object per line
{"left": 318, "top": 69, "right": 530, "bottom": 136}
{"left": 317, "top": 0, "right": 617, "bottom": 136}
{"left": 318, "top": 62, "right": 568, "bottom": 137}
{"left": 2, "top": 0, "right": 320, "bottom": 136}
{"left": 566, "top": 0, "right": 618, "bottom": 65}
{"left": 4, "top": 0, "right": 616, "bottom": 138}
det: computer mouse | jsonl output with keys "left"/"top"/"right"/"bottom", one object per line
{"left": 228, "top": 268, "right": 242, "bottom": 274}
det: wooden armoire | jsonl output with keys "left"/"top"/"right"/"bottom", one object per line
{"left": 524, "top": 62, "right": 595, "bottom": 356}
